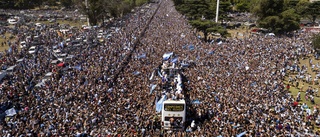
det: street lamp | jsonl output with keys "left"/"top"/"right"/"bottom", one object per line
{"left": 215, "top": 0, "right": 219, "bottom": 23}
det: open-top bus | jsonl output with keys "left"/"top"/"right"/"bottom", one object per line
{"left": 158, "top": 52, "right": 187, "bottom": 131}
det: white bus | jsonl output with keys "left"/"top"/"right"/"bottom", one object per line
{"left": 161, "top": 99, "right": 186, "bottom": 131}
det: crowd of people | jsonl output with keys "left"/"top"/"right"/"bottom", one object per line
{"left": 0, "top": 0, "right": 320, "bottom": 136}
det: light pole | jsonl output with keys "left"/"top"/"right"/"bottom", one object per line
{"left": 85, "top": 0, "right": 90, "bottom": 26}
{"left": 215, "top": 0, "right": 220, "bottom": 23}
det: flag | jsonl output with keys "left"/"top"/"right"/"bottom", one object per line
{"left": 8, "top": 47, "right": 12, "bottom": 53}
{"left": 237, "top": 131, "right": 247, "bottom": 137}
{"left": 163, "top": 52, "right": 173, "bottom": 60}
{"left": 189, "top": 45, "right": 195, "bottom": 51}
{"left": 181, "top": 62, "right": 189, "bottom": 67}
{"left": 150, "top": 84, "right": 157, "bottom": 94}
{"left": 73, "top": 65, "right": 82, "bottom": 71}
{"left": 137, "top": 53, "right": 146, "bottom": 59}
{"left": 133, "top": 71, "right": 140, "bottom": 75}
{"left": 208, "top": 51, "right": 214, "bottom": 55}
{"left": 192, "top": 99, "right": 201, "bottom": 104}
{"left": 158, "top": 70, "right": 163, "bottom": 77}
{"left": 149, "top": 70, "right": 155, "bottom": 80}
{"left": 5, "top": 108, "right": 17, "bottom": 116}
{"left": 156, "top": 95, "right": 167, "bottom": 112}
{"left": 171, "top": 57, "right": 178, "bottom": 63}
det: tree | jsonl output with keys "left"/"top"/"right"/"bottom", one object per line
{"left": 189, "top": 20, "right": 228, "bottom": 41}
{"left": 80, "top": 0, "right": 106, "bottom": 25}
{"left": 175, "top": 0, "right": 214, "bottom": 20}
{"left": 280, "top": 9, "right": 300, "bottom": 32}
{"left": 235, "top": 2, "right": 249, "bottom": 12}
{"left": 305, "top": 1, "right": 320, "bottom": 24}
{"left": 312, "top": 33, "right": 320, "bottom": 51}
{"left": 60, "top": 0, "right": 73, "bottom": 8}
{"left": 252, "top": 0, "right": 300, "bottom": 34}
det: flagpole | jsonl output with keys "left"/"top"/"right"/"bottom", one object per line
{"left": 215, "top": 0, "right": 220, "bottom": 23}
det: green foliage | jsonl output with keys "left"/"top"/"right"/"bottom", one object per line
{"left": 175, "top": 0, "right": 214, "bottom": 20}
{"left": 60, "top": 0, "right": 73, "bottom": 8}
{"left": 305, "top": 1, "right": 320, "bottom": 23}
{"left": 312, "top": 33, "right": 320, "bottom": 51}
{"left": 235, "top": 2, "right": 249, "bottom": 12}
{"left": 280, "top": 9, "right": 300, "bottom": 32}
{"left": 189, "top": 20, "right": 228, "bottom": 40}
{"left": 253, "top": 0, "right": 301, "bottom": 34}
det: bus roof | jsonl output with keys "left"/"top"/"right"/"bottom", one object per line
{"left": 163, "top": 99, "right": 186, "bottom": 104}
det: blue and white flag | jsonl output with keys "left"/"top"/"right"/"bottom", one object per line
{"left": 137, "top": 53, "right": 146, "bottom": 59}
{"left": 171, "top": 57, "right": 178, "bottom": 63}
{"left": 158, "top": 70, "right": 163, "bottom": 77}
{"left": 150, "top": 84, "right": 157, "bottom": 94}
{"left": 5, "top": 108, "right": 17, "bottom": 116}
{"left": 73, "top": 65, "right": 82, "bottom": 71}
{"left": 8, "top": 47, "right": 12, "bottom": 53}
{"left": 163, "top": 52, "right": 173, "bottom": 60}
{"left": 237, "top": 131, "right": 247, "bottom": 137}
{"left": 189, "top": 45, "right": 195, "bottom": 51}
{"left": 149, "top": 70, "right": 155, "bottom": 80}
{"left": 133, "top": 71, "right": 141, "bottom": 75}
{"left": 181, "top": 62, "right": 190, "bottom": 67}
{"left": 192, "top": 99, "right": 201, "bottom": 104}
{"left": 156, "top": 95, "right": 167, "bottom": 112}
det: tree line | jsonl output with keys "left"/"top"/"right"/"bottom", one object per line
{"left": 1, "top": 0, "right": 320, "bottom": 39}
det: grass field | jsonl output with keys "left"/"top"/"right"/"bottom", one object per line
{"left": 283, "top": 55, "right": 320, "bottom": 131}
{"left": 0, "top": 32, "right": 15, "bottom": 52}
{"left": 38, "top": 20, "right": 87, "bottom": 29}
{"left": 284, "top": 56, "right": 320, "bottom": 110}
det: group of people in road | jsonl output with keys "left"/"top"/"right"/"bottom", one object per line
{"left": 0, "top": 0, "right": 320, "bottom": 136}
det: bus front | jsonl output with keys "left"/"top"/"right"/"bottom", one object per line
{"left": 161, "top": 100, "right": 186, "bottom": 131}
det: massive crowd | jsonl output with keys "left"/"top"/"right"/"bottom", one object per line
{"left": 0, "top": 0, "right": 320, "bottom": 136}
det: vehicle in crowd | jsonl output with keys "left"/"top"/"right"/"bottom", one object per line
{"left": 65, "top": 55, "right": 75, "bottom": 62}
{"left": 6, "top": 65, "right": 17, "bottom": 73}
{"left": 53, "top": 49, "right": 61, "bottom": 54}
{"left": 35, "top": 72, "right": 53, "bottom": 87}
{"left": 162, "top": 100, "right": 186, "bottom": 131}
{"left": 0, "top": 71, "right": 7, "bottom": 81}
{"left": 56, "top": 53, "right": 67, "bottom": 62}
{"left": 19, "top": 41, "right": 27, "bottom": 48}
{"left": 7, "top": 16, "right": 20, "bottom": 25}
{"left": 158, "top": 52, "right": 187, "bottom": 131}
{"left": 51, "top": 60, "right": 61, "bottom": 65}
{"left": 28, "top": 46, "right": 37, "bottom": 54}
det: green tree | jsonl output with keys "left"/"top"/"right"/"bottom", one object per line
{"left": 253, "top": 0, "right": 300, "bottom": 34}
{"left": 80, "top": 0, "right": 106, "bottom": 25}
{"left": 235, "top": 1, "right": 249, "bottom": 12}
{"left": 60, "top": 0, "right": 73, "bottom": 8}
{"left": 305, "top": 1, "right": 320, "bottom": 24}
{"left": 189, "top": 20, "right": 228, "bottom": 41}
{"left": 175, "top": 0, "right": 214, "bottom": 20}
{"left": 280, "top": 9, "right": 300, "bottom": 32}
{"left": 312, "top": 33, "right": 320, "bottom": 51}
